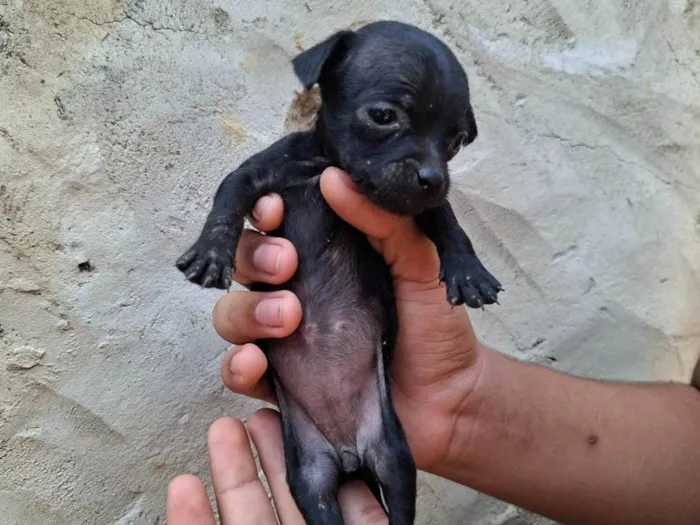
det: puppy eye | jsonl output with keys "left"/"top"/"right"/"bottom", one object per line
{"left": 368, "top": 107, "right": 397, "bottom": 126}
{"left": 447, "top": 133, "right": 467, "bottom": 159}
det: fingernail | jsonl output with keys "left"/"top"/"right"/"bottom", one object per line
{"left": 251, "top": 195, "right": 273, "bottom": 222}
{"left": 254, "top": 298, "right": 284, "bottom": 327}
{"left": 253, "top": 244, "right": 282, "bottom": 275}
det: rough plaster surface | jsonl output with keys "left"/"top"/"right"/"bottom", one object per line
{"left": 0, "top": 0, "right": 699, "bottom": 523}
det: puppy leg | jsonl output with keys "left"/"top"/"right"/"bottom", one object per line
{"left": 276, "top": 388, "right": 345, "bottom": 525}
{"left": 364, "top": 416, "right": 416, "bottom": 525}
{"left": 416, "top": 202, "right": 502, "bottom": 308}
{"left": 286, "top": 450, "right": 344, "bottom": 525}
{"left": 359, "top": 341, "right": 416, "bottom": 525}
{"left": 176, "top": 163, "right": 272, "bottom": 289}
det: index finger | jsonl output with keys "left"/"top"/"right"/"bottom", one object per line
{"left": 207, "top": 417, "right": 278, "bottom": 524}
{"left": 248, "top": 409, "right": 305, "bottom": 525}
{"left": 167, "top": 475, "right": 217, "bottom": 525}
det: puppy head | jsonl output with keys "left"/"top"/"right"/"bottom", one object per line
{"left": 292, "top": 21, "right": 477, "bottom": 216}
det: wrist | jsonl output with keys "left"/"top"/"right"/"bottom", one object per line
{"left": 427, "top": 344, "right": 502, "bottom": 481}
{"left": 418, "top": 342, "right": 494, "bottom": 478}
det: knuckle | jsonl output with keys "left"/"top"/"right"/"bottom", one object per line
{"left": 212, "top": 293, "right": 252, "bottom": 342}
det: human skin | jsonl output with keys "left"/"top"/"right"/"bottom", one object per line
{"left": 175, "top": 167, "right": 700, "bottom": 525}
{"left": 167, "top": 412, "right": 389, "bottom": 525}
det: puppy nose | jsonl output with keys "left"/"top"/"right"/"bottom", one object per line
{"left": 417, "top": 166, "right": 446, "bottom": 192}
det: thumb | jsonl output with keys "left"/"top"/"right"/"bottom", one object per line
{"left": 319, "top": 167, "right": 404, "bottom": 240}
{"left": 319, "top": 167, "right": 439, "bottom": 282}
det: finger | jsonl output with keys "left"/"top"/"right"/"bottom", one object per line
{"left": 248, "top": 409, "right": 305, "bottom": 525}
{"left": 319, "top": 167, "right": 404, "bottom": 240}
{"left": 339, "top": 480, "right": 389, "bottom": 525}
{"left": 213, "top": 290, "right": 302, "bottom": 345}
{"left": 249, "top": 194, "right": 284, "bottom": 232}
{"left": 232, "top": 229, "right": 298, "bottom": 287}
{"left": 207, "top": 417, "right": 278, "bottom": 525}
{"left": 166, "top": 475, "right": 217, "bottom": 525}
{"left": 221, "top": 344, "right": 275, "bottom": 404}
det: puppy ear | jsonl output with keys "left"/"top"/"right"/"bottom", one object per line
{"left": 463, "top": 105, "right": 478, "bottom": 146}
{"left": 292, "top": 30, "right": 353, "bottom": 90}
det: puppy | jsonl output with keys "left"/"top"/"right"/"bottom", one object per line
{"left": 176, "top": 21, "right": 502, "bottom": 525}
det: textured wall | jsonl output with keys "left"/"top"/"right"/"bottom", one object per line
{"left": 1, "top": 0, "right": 698, "bottom": 523}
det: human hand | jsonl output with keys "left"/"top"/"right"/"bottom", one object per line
{"left": 212, "top": 167, "right": 485, "bottom": 473}
{"left": 167, "top": 409, "right": 388, "bottom": 524}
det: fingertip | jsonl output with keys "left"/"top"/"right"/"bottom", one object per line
{"left": 279, "top": 290, "right": 303, "bottom": 335}
{"left": 320, "top": 167, "right": 358, "bottom": 201}
{"left": 212, "top": 289, "right": 303, "bottom": 350}
{"left": 321, "top": 166, "right": 354, "bottom": 184}
{"left": 253, "top": 290, "right": 303, "bottom": 336}
{"left": 207, "top": 416, "right": 245, "bottom": 450}
{"left": 167, "top": 475, "right": 216, "bottom": 525}
{"left": 220, "top": 345, "right": 276, "bottom": 403}
{"left": 221, "top": 344, "right": 268, "bottom": 389}
{"left": 168, "top": 474, "right": 205, "bottom": 500}
{"left": 250, "top": 194, "right": 285, "bottom": 232}
{"left": 264, "top": 237, "right": 298, "bottom": 284}
{"left": 233, "top": 231, "right": 299, "bottom": 287}
{"left": 247, "top": 408, "right": 281, "bottom": 437}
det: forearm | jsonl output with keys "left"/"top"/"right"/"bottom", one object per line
{"left": 435, "top": 346, "right": 700, "bottom": 525}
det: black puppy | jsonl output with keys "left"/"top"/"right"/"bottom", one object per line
{"left": 176, "top": 21, "right": 501, "bottom": 525}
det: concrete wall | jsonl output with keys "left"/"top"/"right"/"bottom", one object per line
{"left": 1, "top": 0, "right": 698, "bottom": 523}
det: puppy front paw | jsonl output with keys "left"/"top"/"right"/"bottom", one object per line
{"left": 440, "top": 254, "right": 502, "bottom": 309}
{"left": 175, "top": 237, "right": 235, "bottom": 290}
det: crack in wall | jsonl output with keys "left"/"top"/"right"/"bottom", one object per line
{"left": 73, "top": 12, "right": 211, "bottom": 36}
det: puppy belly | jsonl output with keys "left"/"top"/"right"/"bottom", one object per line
{"left": 267, "top": 311, "right": 385, "bottom": 470}
{"left": 262, "top": 180, "right": 396, "bottom": 474}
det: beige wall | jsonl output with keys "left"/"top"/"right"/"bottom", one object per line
{"left": 1, "top": 0, "right": 698, "bottom": 523}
